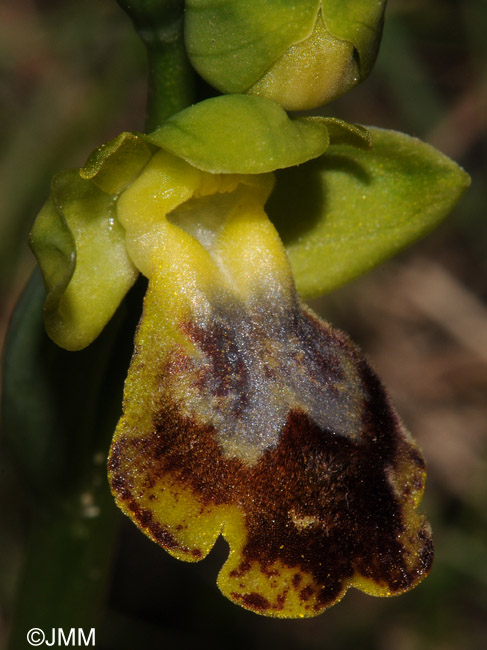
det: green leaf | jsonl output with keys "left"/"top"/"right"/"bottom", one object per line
{"left": 267, "top": 127, "right": 471, "bottom": 297}
{"left": 1, "top": 269, "right": 134, "bottom": 489}
{"left": 2, "top": 271, "right": 66, "bottom": 488}
{"left": 30, "top": 171, "right": 139, "bottom": 351}
{"left": 1, "top": 270, "right": 146, "bottom": 639}
{"left": 185, "top": 0, "right": 320, "bottom": 93}
{"left": 147, "top": 94, "right": 332, "bottom": 173}
{"left": 322, "top": 0, "right": 387, "bottom": 78}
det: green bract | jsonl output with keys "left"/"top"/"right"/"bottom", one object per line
{"left": 185, "top": 0, "right": 387, "bottom": 110}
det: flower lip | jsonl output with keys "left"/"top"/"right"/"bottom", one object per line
{"left": 109, "top": 281, "right": 433, "bottom": 617}
{"left": 108, "top": 161, "right": 433, "bottom": 616}
{"left": 28, "top": 118, "right": 436, "bottom": 618}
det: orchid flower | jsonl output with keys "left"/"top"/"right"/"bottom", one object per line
{"left": 28, "top": 91, "right": 469, "bottom": 616}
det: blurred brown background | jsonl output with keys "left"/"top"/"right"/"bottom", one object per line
{"left": 1, "top": 1, "right": 486, "bottom": 649}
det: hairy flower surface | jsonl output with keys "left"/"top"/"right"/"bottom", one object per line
{"left": 106, "top": 148, "right": 433, "bottom": 617}
{"left": 29, "top": 96, "right": 470, "bottom": 617}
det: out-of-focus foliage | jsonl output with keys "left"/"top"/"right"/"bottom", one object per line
{"left": 1, "top": 0, "right": 486, "bottom": 648}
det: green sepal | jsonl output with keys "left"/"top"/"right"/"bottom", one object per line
{"left": 30, "top": 171, "right": 139, "bottom": 351}
{"left": 322, "top": 0, "right": 387, "bottom": 78}
{"left": 29, "top": 195, "right": 75, "bottom": 316}
{"left": 147, "top": 95, "right": 368, "bottom": 173}
{"left": 267, "top": 126, "right": 471, "bottom": 297}
{"left": 185, "top": 0, "right": 320, "bottom": 94}
{"left": 80, "top": 132, "right": 153, "bottom": 195}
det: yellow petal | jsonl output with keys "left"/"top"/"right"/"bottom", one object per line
{"left": 108, "top": 171, "right": 432, "bottom": 617}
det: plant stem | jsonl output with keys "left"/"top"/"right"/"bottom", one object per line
{"left": 117, "top": 0, "right": 195, "bottom": 131}
{"left": 145, "top": 22, "right": 195, "bottom": 131}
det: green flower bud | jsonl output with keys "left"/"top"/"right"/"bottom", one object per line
{"left": 185, "top": 0, "right": 387, "bottom": 110}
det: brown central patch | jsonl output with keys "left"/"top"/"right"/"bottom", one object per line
{"left": 109, "top": 305, "right": 433, "bottom": 615}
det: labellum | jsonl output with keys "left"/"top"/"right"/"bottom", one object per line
{"left": 107, "top": 149, "right": 433, "bottom": 617}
